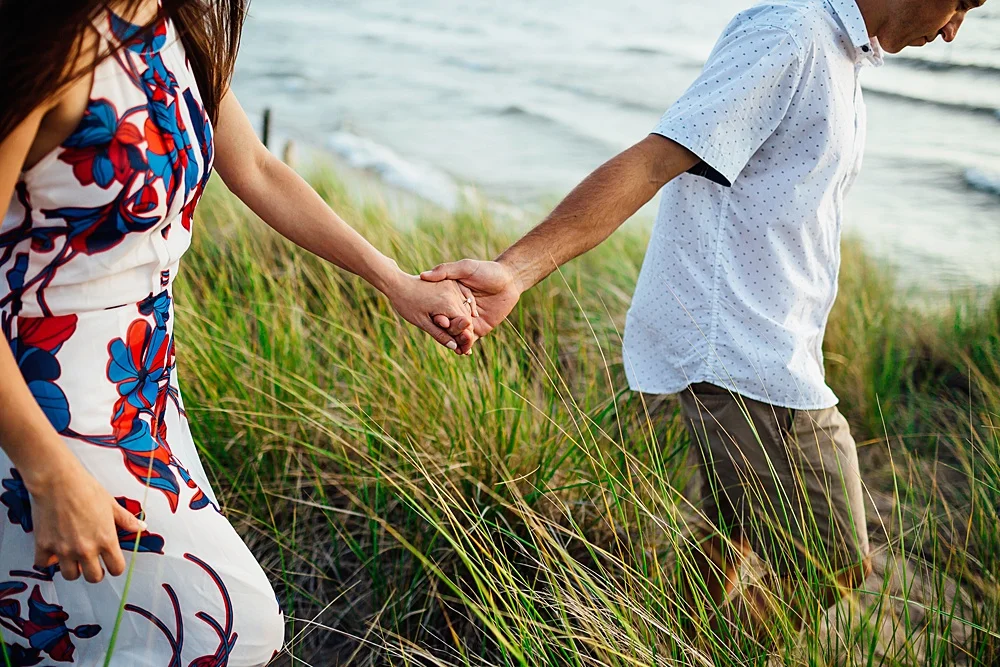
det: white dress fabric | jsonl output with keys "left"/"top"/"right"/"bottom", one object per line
{"left": 0, "top": 10, "right": 284, "bottom": 666}
{"left": 623, "top": 0, "right": 883, "bottom": 409}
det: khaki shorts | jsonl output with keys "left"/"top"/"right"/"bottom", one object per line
{"left": 679, "top": 383, "right": 869, "bottom": 577}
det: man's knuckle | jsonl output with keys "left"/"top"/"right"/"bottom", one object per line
{"left": 75, "top": 543, "right": 97, "bottom": 558}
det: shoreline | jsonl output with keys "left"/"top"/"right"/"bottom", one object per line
{"left": 267, "top": 128, "right": 999, "bottom": 307}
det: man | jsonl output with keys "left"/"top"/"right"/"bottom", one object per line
{"left": 424, "top": 0, "right": 986, "bottom": 650}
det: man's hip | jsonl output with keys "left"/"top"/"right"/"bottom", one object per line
{"left": 678, "top": 382, "right": 870, "bottom": 576}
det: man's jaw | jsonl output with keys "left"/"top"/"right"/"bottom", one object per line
{"left": 902, "top": 31, "right": 941, "bottom": 51}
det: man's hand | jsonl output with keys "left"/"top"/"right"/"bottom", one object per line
{"left": 421, "top": 259, "right": 523, "bottom": 340}
{"left": 420, "top": 136, "right": 697, "bottom": 351}
{"left": 384, "top": 273, "right": 479, "bottom": 354}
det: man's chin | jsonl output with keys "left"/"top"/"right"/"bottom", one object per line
{"left": 880, "top": 39, "right": 907, "bottom": 54}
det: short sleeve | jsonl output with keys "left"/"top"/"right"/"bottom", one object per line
{"left": 652, "top": 23, "right": 805, "bottom": 187}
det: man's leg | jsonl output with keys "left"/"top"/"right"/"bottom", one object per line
{"left": 721, "top": 404, "right": 872, "bottom": 649}
{"left": 733, "top": 555, "right": 872, "bottom": 640}
{"left": 678, "top": 384, "right": 752, "bottom": 636}
{"left": 679, "top": 527, "right": 750, "bottom": 637}
{"left": 678, "top": 386, "right": 871, "bottom": 652}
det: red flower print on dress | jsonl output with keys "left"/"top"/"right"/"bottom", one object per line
{"left": 115, "top": 496, "right": 166, "bottom": 553}
{"left": 58, "top": 99, "right": 146, "bottom": 190}
{"left": 105, "top": 313, "right": 181, "bottom": 510}
{"left": 70, "top": 293, "right": 217, "bottom": 514}
{"left": 4, "top": 314, "right": 78, "bottom": 434}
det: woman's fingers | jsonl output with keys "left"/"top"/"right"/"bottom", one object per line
{"left": 106, "top": 502, "right": 141, "bottom": 577}
{"left": 59, "top": 557, "right": 82, "bottom": 582}
{"left": 34, "top": 545, "right": 56, "bottom": 570}
{"left": 112, "top": 498, "right": 146, "bottom": 533}
{"left": 458, "top": 283, "right": 479, "bottom": 318}
{"left": 101, "top": 543, "right": 127, "bottom": 578}
{"left": 421, "top": 316, "right": 460, "bottom": 350}
{"left": 79, "top": 554, "right": 105, "bottom": 584}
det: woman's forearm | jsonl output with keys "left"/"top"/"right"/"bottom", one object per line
{"left": 238, "top": 154, "right": 405, "bottom": 295}
{"left": 0, "top": 340, "right": 76, "bottom": 492}
{"left": 212, "top": 93, "right": 405, "bottom": 296}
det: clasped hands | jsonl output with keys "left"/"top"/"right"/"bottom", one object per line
{"left": 386, "top": 259, "right": 522, "bottom": 355}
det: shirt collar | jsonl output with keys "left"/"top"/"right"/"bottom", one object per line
{"left": 827, "top": 0, "right": 884, "bottom": 66}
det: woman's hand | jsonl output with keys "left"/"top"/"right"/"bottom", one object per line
{"left": 384, "top": 272, "right": 479, "bottom": 354}
{"left": 24, "top": 449, "right": 147, "bottom": 583}
{"left": 211, "top": 93, "right": 476, "bottom": 356}
{"left": 421, "top": 259, "right": 523, "bottom": 340}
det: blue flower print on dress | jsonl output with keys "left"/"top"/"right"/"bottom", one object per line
{"left": 43, "top": 190, "right": 161, "bottom": 258}
{"left": 1, "top": 469, "right": 32, "bottom": 533}
{"left": 139, "top": 289, "right": 172, "bottom": 328}
{"left": 108, "top": 317, "right": 169, "bottom": 412}
{"left": 6, "top": 315, "right": 77, "bottom": 434}
{"left": 5, "top": 253, "right": 28, "bottom": 293}
{"left": 110, "top": 11, "right": 168, "bottom": 55}
{"left": 0, "top": 639, "right": 42, "bottom": 667}
{"left": 58, "top": 99, "right": 147, "bottom": 189}
{"left": 0, "top": 583, "right": 101, "bottom": 663}
{"left": 144, "top": 98, "right": 199, "bottom": 209}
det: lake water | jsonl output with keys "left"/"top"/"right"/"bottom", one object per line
{"left": 233, "top": 0, "right": 1000, "bottom": 292}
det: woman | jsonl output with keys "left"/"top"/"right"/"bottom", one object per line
{"left": 0, "top": 0, "right": 476, "bottom": 664}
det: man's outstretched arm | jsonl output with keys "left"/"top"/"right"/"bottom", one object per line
{"left": 422, "top": 134, "right": 699, "bottom": 338}
{"left": 498, "top": 134, "right": 697, "bottom": 292}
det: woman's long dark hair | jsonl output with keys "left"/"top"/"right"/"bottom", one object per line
{"left": 0, "top": 0, "right": 247, "bottom": 142}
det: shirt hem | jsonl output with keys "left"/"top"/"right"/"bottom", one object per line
{"left": 625, "top": 376, "right": 840, "bottom": 411}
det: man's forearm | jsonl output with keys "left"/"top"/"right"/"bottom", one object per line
{"left": 497, "top": 135, "right": 698, "bottom": 292}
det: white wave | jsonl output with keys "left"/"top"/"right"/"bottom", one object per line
{"left": 863, "top": 64, "right": 1000, "bottom": 114}
{"left": 326, "top": 131, "right": 460, "bottom": 210}
{"left": 965, "top": 168, "right": 1000, "bottom": 197}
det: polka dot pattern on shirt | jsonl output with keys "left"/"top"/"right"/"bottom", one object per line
{"left": 622, "top": 0, "right": 883, "bottom": 410}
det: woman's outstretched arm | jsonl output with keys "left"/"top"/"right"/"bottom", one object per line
{"left": 212, "top": 91, "right": 477, "bottom": 353}
{"left": 0, "top": 107, "right": 145, "bottom": 586}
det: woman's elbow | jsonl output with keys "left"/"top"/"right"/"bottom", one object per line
{"left": 216, "top": 145, "right": 272, "bottom": 201}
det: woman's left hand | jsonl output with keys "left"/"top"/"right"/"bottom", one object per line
{"left": 385, "top": 273, "right": 479, "bottom": 354}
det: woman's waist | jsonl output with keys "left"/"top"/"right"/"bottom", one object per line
{"left": 3, "top": 262, "right": 181, "bottom": 318}
{"left": 4, "top": 286, "right": 184, "bottom": 450}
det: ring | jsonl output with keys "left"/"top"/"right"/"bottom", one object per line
{"left": 464, "top": 297, "right": 474, "bottom": 306}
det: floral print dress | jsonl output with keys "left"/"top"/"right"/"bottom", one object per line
{"left": 0, "top": 10, "right": 284, "bottom": 667}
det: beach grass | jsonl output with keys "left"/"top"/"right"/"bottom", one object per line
{"left": 171, "top": 169, "right": 1000, "bottom": 666}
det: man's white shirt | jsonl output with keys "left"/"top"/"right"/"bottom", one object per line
{"left": 623, "top": 0, "right": 883, "bottom": 409}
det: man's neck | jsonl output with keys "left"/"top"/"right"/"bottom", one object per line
{"left": 853, "top": 0, "right": 889, "bottom": 38}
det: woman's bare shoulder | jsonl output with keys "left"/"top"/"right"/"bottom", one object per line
{"left": 22, "top": 26, "right": 102, "bottom": 171}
